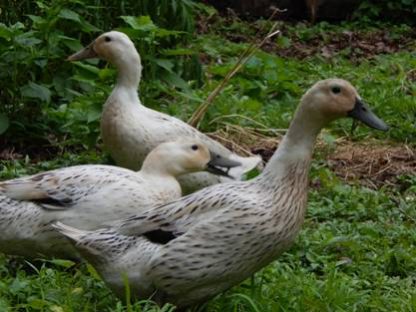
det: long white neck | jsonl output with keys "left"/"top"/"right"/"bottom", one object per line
{"left": 260, "top": 99, "right": 326, "bottom": 182}
{"left": 113, "top": 49, "right": 142, "bottom": 92}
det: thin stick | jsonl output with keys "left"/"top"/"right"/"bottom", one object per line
{"left": 188, "top": 9, "right": 282, "bottom": 128}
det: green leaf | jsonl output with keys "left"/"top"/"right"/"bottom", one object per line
{"left": 98, "top": 67, "right": 116, "bottom": 80}
{"left": 87, "top": 106, "right": 102, "bottom": 123}
{"left": 86, "top": 263, "right": 102, "bottom": 280}
{"left": 121, "top": 16, "right": 156, "bottom": 32}
{"left": 27, "top": 15, "right": 46, "bottom": 27}
{"left": 153, "top": 58, "right": 174, "bottom": 73}
{"left": 14, "top": 32, "right": 42, "bottom": 47}
{"left": 58, "top": 35, "right": 83, "bottom": 51}
{"left": 163, "top": 72, "right": 190, "bottom": 92}
{"left": 154, "top": 28, "right": 185, "bottom": 38}
{"left": 48, "top": 259, "right": 75, "bottom": 268}
{"left": 0, "top": 23, "right": 13, "bottom": 40}
{"left": 21, "top": 82, "right": 51, "bottom": 103}
{"left": 161, "top": 48, "right": 195, "bottom": 56}
{"left": 0, "top": 113, "right": 9, "bottom": 135}
{"left": 58, "top": 8, "right": 81, "bottom": 23}
{"left": 28, "top": 298, "right": 48, "bottom": 309}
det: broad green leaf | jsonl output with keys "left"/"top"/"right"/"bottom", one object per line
{"left": 14, "top": 32, "right": 42, "bottom": 47}
{"left": 28, "top": 298, "right": 48, "bottom": 309}
{"left": 48, "top": 259, "right": 76, "bottom": 268}
{"left": 78, "top": 20, "right": 100, "bottom": 33}
{"left": 86, "top": 263, "right": 102, "bottom": 280}
{"left": 87, "top": 106, "right": 102, "bottom": 123}
{"left": 0, "top": 299, "right": 8, "bottom": 312}
{"left": 0, "top": 113, "right": 9, "bottom": 135}
{"left": 9, "top": 278, "right": 29, "bottom": 294}
{"left": 163, "top": 72, "right": 190, "bottom": 92}
{"left": 50, "top": 306, "right": 64, "bottom": 312}
{"left": 73, "top": 62, "right": 100, "bottom": 74}
{"left": 58, "top": 8, "right": 81, "bottom": 22}
{"left": 98, "top": 67, "right": 116, "bottom": 80}
{"left": 154, "top": 28, "right": 185, "bottom": 38}
{"left": 121, "top": 16, "right": 156, "bottom": 32}
{"left": 161, "top": 48, "right": 195, "bottom": 56}
{"left": 58, "top": 9, "right": 99, "bottom": 32}
{"left": 21, "top": 82, "right": 51, "bottom": 103}
{"left": 0, "top": 23, "right": 13, "bottom": 40}
{"left": 27, "top": 15, "right": 45, "bottom": 27}
{"left": 153, "top": 58, "right": 174, "bottom": 73}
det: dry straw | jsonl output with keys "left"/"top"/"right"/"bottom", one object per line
{"left": 188, "top": 8, "right": 282, "bottom": 128}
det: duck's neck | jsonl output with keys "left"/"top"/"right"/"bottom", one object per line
{"left": 262, "top": 102, "right": 325, "bottom": 181}
{"left": 113, "top": 51, "right": 142, "bottom": 92}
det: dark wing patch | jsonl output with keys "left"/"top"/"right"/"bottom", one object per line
{"left": 143, "top": 229, "right": 178, "bottom": 245}
{"left": 30, "top": 196, "right": 74, "bottom": 209}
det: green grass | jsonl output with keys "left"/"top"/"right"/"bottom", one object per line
{"left": 0, "top": 8, "right": 415, "bottom": 312}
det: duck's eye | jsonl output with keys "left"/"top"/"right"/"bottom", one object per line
{"left": 104, "top": 36, "right": 112, "bottom": 42}
{"left": 191, "top": 145, "right": 199, "bottom": 151}
{"left": 331, "top": 86, "right": 341, "bottom": 94}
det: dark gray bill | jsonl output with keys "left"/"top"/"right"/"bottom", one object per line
{"left": 206, "top": 151, "right": 241, "bottom": 178}
{"left": 347, "top": 98, "right": 389, "bottom": 131}
{"left": 67, "top": 43, "right": 98, "bottom": 61}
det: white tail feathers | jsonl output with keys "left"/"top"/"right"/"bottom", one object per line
{"left": 227, "top": 154, "right": 263, "bottom": 180}
{"left": 52, "top": 221, "right": 89, "bottom": 242}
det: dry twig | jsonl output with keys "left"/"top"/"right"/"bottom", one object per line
{"left": 188, "top": 9, "right": 282, "bottom": 128}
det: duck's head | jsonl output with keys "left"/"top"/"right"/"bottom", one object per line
{"left": 299, "top": 78, "right": 388, "bottom": 131}
{"left": 67, "top": 31, "right": 139, "bottom": 65}
{"left": 141, "top": 140, "right": 241, "bottom": 178}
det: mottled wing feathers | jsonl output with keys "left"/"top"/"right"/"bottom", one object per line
{"left": 114, "top": 182, "right": 248, "bottom": 239}
{"left": 0, "top": 165, "right": 132, "bottom": 210}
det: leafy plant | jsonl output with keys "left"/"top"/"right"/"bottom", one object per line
{"left": 354, "top": 0, "right": 416, "bottom": 24}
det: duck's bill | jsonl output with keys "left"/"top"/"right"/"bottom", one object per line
{"left": 206, "top": 151, "right": 241, "bottom": 178}
{"left": 67, "top": 43, "right": 97, "bottom": 61}
{"left": 348, "top": 98, "right": 389, "bottom": 131}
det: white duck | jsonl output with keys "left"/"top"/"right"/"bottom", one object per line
{"left": 67, "top": 31, "right": 262, "bottom": 193}
{"left": 54, "top": 79, "right": 388, "bottom": 308}
{"left": 0, "top": 139, "right": 238, "bottom": 258}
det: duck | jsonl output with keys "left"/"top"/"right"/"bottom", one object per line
{"left": 53, "top": 78, "right": 388, "bottom": 309}
{"left": 67, "top": 31, "right": 262, "bottom": 193}
{"left": 0, "top": 139, "right": 238, "bottom": 258}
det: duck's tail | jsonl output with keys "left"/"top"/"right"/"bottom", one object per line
{"left": 52, "top": 222, "right": 108, "bottom": 259}
{"left": 52, "top": 221, "right": 90, "bottom": 242}
{"left": 227, "top": 154, "right": 263, "bottom": 180}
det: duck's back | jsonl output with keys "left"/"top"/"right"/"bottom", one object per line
{"left": 101, "top": 95, "right": 229, "bottom": 169}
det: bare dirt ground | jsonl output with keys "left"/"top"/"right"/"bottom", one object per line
{"left": 327, "top": 141, "right": 415, "bottom": 188}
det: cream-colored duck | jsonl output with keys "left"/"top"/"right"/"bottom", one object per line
{"left": 54, "top": 79, "right": 388, "bottom": 308}
{"left": 0, "top": 139, "right": 238, "bottom": 258}
{"left": 67, "top": 31, "right": 262, "bottom": 193}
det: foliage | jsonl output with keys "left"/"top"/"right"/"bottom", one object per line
{"left": 0, "top": 1, "right": 415, "bottom": 312}
{"left": 0, "top": 0, "right": 201, "bottom": 149}
{"left": 355, "top": 0, "right": 416, "bottom": 24}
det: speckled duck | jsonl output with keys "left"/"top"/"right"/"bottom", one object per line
{"left": 54, "top": 79, "right": 388, "bottom": 308}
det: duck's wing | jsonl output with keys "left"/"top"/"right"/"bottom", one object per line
{"left": 0, "top": 165, "right": 133, "bottom": 210}
{"left": 114, "top": 181, "right": 266, "bottom": 298}
{"left": 113, "top": 182, "right": 252, "bottom": 241}
{"left": 152, "top": 113, "right": 263, "bottom": 178}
